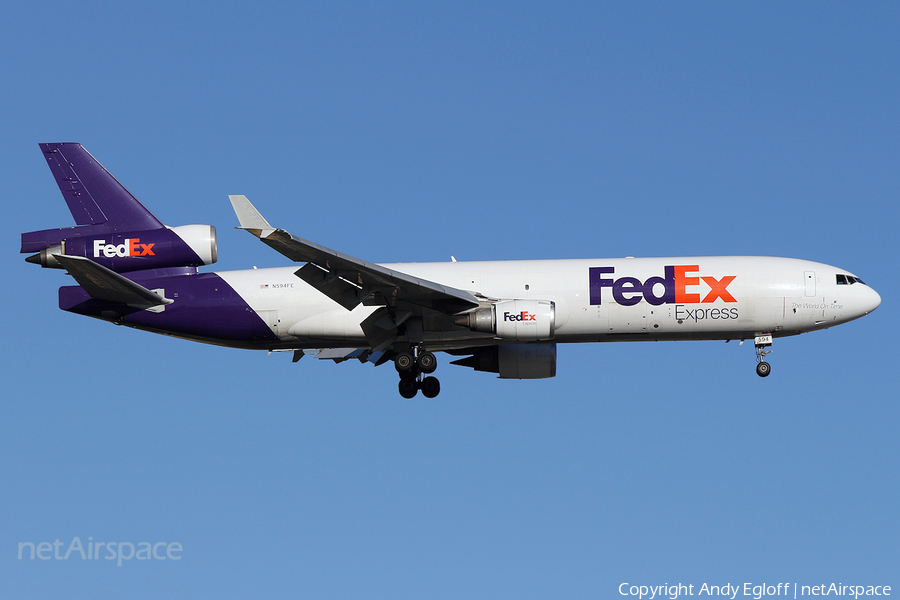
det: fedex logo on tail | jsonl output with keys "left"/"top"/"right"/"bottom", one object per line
{"left": 590, "top": 265, "right": 736, "bottom": 306}
{"left": 93, "top": 239, "right": 156, "bottom": 259}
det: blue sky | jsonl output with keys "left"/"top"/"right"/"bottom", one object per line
{"left": 2, "top": 2, "right": 897, "bottom": 598}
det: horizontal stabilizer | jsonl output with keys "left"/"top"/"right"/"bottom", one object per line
{"left": 53, "top": 254, "right": 174, "bottom": 309}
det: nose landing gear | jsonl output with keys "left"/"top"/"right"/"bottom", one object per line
{"left": 754, "top": 335, "right": 772, "bottom": 378}
{"left": 395, "top": 348, "right": 441, "bottom": 398}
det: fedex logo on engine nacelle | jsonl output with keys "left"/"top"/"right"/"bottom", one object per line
{"left": 504, "top": 311, "right": 537, "bottom": 322}
{"left": 589, "top": 265, "right": 736, "bottom": 306}
{"left": 93, "top": 238, "right": 156, "bottom": 259}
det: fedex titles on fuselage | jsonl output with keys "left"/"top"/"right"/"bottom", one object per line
{"left": 590, "top": 264, "right": 739, "bottom": 321}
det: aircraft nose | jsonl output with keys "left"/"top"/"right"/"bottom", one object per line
{"left": 862, "top": 285, "right": 881, "bottom": 315}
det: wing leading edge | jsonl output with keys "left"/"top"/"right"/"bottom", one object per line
{"left": 229, "top": 195, "right": 479, "bottom": 315}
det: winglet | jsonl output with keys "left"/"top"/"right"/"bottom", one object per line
{"left": 229, "top": 195, "right": 276, "bottom": 238}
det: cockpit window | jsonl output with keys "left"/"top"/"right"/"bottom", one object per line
{"left": 836, "top": 274, "right": 865, "bottom": 285}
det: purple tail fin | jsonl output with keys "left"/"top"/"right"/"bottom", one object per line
{"left": 23, "top": 143, "right": 218, "bottom": 273}
{"left": 40, "top": 142, "right": 163, "bottom": 230}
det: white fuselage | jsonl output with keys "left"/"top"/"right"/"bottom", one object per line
{"left": 215, "top": 256, "right": 880, "bottom": 350}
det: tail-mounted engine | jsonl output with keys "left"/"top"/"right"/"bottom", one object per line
{"left": 23, "top": 224, "right": 217, "bottom": 272}
{"left": 455, "top": 299, "right": 556, "bottom": 341}
{"left": 22, "top": 142, "right": 218, "bottom": 274}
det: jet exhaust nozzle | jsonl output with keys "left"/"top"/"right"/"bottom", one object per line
{"left": 25, "top": 245, "right": 64, "bottom": 268}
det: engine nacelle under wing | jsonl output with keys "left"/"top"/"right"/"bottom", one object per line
{"left": 456, "top": 299, "right": 556, "bottom": 341}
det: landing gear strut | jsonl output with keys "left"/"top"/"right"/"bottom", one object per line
{"left": 394, "top": 348, "right": 440, "bottom": 398}
{"left": 754, "top": 335, "right": 772, "bottom": 378}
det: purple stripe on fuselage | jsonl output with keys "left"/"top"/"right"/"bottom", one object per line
{"left": 59, "top": 272, "right": 278, "bottom": 346}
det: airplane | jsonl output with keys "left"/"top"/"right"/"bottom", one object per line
{"left": 22, "top": 143, "right": 881, "bottom": 398}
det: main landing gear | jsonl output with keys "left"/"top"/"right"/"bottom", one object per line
{"left": 395, "top": 349, "right": 440, "bottom": 398}
{"left": 754, "top": 335, "right": 773, "bottom": 378}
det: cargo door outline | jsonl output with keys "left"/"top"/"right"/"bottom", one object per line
{"left": 804, "top": 271, "right": 816, "bottom": 297}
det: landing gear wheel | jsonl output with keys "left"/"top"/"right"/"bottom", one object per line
{"left": 417, "top": 351, "right": 437, "bottom": 374}
{"left": 399, "top": 370, "right": 419, "bottom": 382}
{"left": 420, "top": 376, "right": 441, "bottom": 398}
{"left": 398, "top": 379, "right": 419, "bottom": 398}
{"left": 394, "top": 352, "right": 415, "bottom": 373}
{"left": 754, "top": 336, "right": 773, "bottom": 379}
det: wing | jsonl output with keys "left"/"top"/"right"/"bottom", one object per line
{"left": 229, "top": 195, "right": 479, "bottom": 315}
